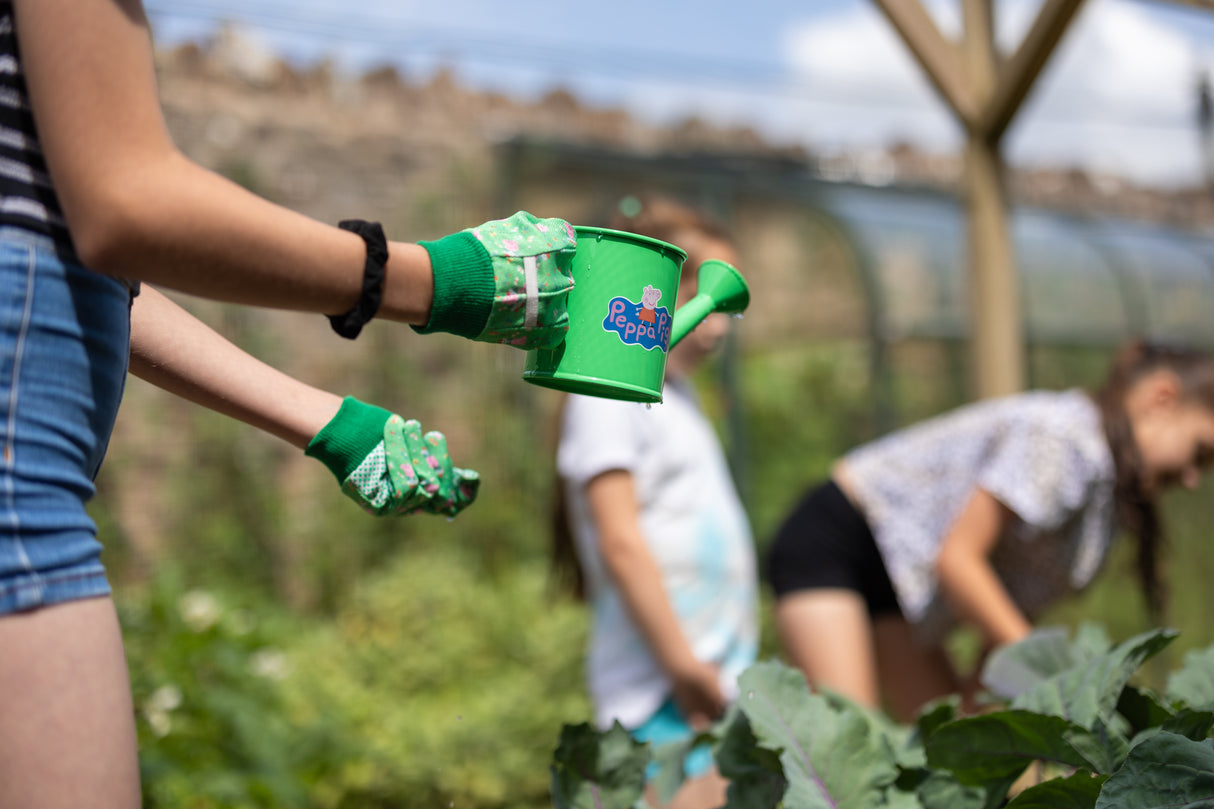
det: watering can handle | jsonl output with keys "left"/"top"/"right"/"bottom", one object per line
{"left": 669, "top": 260, "right": 751, "bottom": 348}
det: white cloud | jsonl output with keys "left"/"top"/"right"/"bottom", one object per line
{"left": 776, "top": 0, "right": 1211, "bottom": 186}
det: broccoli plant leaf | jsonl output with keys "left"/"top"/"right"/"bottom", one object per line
{"left": 550, "top": 721, "right": 648, "bottom": 809}
{"left": 925, "top": 710, "right": 1093, "bottom": 784}
{"left": 916, "top": 770, "right": 991, "bottom": 809}
{"left": 716, "top": 709, "right": 787, "bottom": 809}
{"left": 883, "top": 784, "right": 927, "bottom": 809}
{"left": 980, "top": 624, "right": 1114, "bottom": 701}
{"left": 1117, "top": 684, "right": 1176, "bottom": 737}
{"left": 982, "top": 627, "right": 1083, "bottom": 700}
{"left": 736, "top": 660, "right": 899, "bottom": 809}
{"left": 1095, "top": 731, "right": 1214, "bottom": 809}
{"left": 820, "top": 686, "right": 923, "bottom": 771}
{"left": 1003, "top": 770, "right": 1107, "bottom": 809}
{"left": 1062, "top": 722, "right": 1129, "bottom": 774}
{"left": 1011, "top": 628, "right": 1177, "bottom": 730}
{"left": 649, "top": 736, "right": 694, "bottom": 806}
{"left": 1167, "top": 643, "right": 1214, "bottom": 711}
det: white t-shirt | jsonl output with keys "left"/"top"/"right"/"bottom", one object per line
{"left": 843, "top": 389, "right": 1117, "bottom": 643}
{"left": 557, "top": 377, "right": 759, "bottom": 729}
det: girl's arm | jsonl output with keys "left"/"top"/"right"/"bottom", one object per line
{"left": 130, "top": 286, "right": 478, "bottom": 516}
{"left": 935, "top": 487, "right": 1033, "bottom": 647}
{"left": 584, "top": 469, "right": 725, "bottom": 726}
{"left": 128, "top": 285, "right": 343, "bottom": 449}
{"left": 14, "top": 0, "right": 434, "bottom": 321}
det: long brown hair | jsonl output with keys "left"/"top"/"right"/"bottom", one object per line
{"left": 1093, "top": 339, "right": 1214, "bottom": 621}
{"left": 548, "top": 194, "right": 735, "bottom": 600}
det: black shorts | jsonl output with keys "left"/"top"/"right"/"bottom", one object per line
{"left": 765, "top": 480, "right": 902, "bottom": 618}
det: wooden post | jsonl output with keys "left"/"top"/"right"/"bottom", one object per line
{"left": 964, "top": 136, "right": 1023, "bottom": 398}
{"left": 963, "top": 0, "right": 1024, "bottom": 398}
{"left": 872, "top": 0, "right": 1085, "bottom": 399}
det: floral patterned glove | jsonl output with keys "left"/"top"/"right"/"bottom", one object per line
{"left": 305, "top": 397, "right": 479, "bottom": 517}
{"left": 414, "top": 210, "right": 577, "bottom": 349}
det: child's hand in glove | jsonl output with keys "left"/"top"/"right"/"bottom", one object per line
{"left": 414, "top": 210, "right": 577, "bottom": 349}
{"left": 305, "top": 397, "right": 479, "bottom": 517}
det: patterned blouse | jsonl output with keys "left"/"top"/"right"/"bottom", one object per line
{"left": 842, "top": 389, "right": 1116, "bottom": 643}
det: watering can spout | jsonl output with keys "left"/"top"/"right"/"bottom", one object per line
{"left": 669, "top": 260, "right": 751, "bottom": 348}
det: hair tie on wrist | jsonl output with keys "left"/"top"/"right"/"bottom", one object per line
{"left": 329, "top": 219, "right": 388, "bottom": 339}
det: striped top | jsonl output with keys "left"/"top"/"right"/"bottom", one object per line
{"left": 0, "top": 2, "right": 76, "bottom": 256}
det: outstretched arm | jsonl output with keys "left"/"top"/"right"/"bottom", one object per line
{"left": 129, "top": 287, "right": 478, "bottom": 516}
{"left": 128, "top": 285, "right": 344, "bottom": 449}
{"left": 14, "top": 0, "right": 576, "bottom": 351}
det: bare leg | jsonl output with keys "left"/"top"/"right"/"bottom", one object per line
{"left": 775, "top": 589, "right": 880, "bottom": 709}
{"left": 644, "top": 767, "right": 729, "bottom": 809}
{"left": 0, "top": 596, "right": 141, "bottom": 809}
{"left": 872, "top": 614, "right": 960, "bottom": 723}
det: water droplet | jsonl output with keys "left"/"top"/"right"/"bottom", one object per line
{"left": 733, "top": 313, "right": 745, "bottom": 320}
{"left": 645, "top": 403, "right": 653, "bottom": 410}
{"left": 446, "top": 517, "right": 455, "bottom": 523}
{"left": 747, "top": 690, "right": 755, "bottom": 700}
{"left": 457, "top": 715, "right": 462, "bottom": 721}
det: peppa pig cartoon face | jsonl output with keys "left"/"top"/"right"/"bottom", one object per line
{"left": 602, "top": 285, "right": 672, "bottom": 352}
{"left": 640, "top": 284, "right": 662, "bottom": 310}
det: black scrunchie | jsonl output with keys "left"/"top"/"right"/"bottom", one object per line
{"left": 329, "top": 219, "right": 388, "bottom": 339}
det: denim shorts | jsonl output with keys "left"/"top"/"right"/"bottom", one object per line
{"left": 0, "top": 227, "right": 131, "bottom": 614}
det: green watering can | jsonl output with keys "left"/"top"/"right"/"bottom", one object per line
{"left": 523, "top": 226, "right": 751, "bottom": 404}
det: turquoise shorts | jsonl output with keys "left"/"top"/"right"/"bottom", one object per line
{"left": 631, "top": 698, "right": 715, "bottom": 781}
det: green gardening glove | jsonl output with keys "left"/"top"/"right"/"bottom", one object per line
{"left": 414, "top": 211, "right": 577, "bottom": 349}
{"left": 305, "top": 397, "right": 480, "bottom": 517}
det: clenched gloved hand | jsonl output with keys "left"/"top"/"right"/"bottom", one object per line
{"left": 306, "top": 397, "right": 479, "bottom": 518}
{"left": 414, "top": 211, "right": 577, "bottom": 349}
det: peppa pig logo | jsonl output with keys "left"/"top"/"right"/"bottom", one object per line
{"left": 602, "top": 284, "right": 671, "bottom": 351}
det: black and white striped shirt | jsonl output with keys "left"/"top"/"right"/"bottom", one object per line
{"left": 0, "top": 2, "right": 76, "bottom": 256}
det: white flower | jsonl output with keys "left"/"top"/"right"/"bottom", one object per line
{"left": 144, "top": 684, "right": 182, "bottom": 738}
{"left": 146, "top": 709, "right": 172, "bottom": 738}
{"left": 148, "top": 684, "right": 183, "bottom": 712}
{"left": 179, "top": 590, "right": 222, "bottom": 632}
{"left": 250, "top": 648, "right": 291, "bottom": 681}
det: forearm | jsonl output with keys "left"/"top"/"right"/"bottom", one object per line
{"left": 129, "top": 285, "right": 343, "bottom": 449}
{"left": 600, "top": 531, "right": 699, "bottom": 677}
{"left": 936, "top": 546, "right": 1032, "bottom": 647}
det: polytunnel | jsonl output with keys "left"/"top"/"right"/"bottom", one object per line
{"left": 814, "top": 181, "right": 1214, "bottom": 353}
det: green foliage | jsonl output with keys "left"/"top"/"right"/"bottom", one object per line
{"left": 125, "top": 542, "right": 591, "bottom": 809}
{"left": 278, "top": 541, "right": 590, "bottom": 809}
{"left": 121, "top": 572, "right": 351, "bottom": 809}
{"left": 1168, "top": 644, "right": 1214, "bottom": 710}
{"left": 551, "top": 625, "right": 1214, "bottom": 809}
{"left": 1095, "top": 732, "right": 1214, "bottom": 809}
{"left": 1004, "top": 771, "right": 1107, "bottom": 809}
{"left": 739, "top": 660, "right": 900, "bottom": 809}
{"left": 549, "top": 723, "right": 648, "bottom": 809}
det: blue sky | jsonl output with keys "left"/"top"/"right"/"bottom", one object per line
{"left": 144, "top": 0, "right": 1214, "bottom": 189}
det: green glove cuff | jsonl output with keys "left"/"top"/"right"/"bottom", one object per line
{"left": 305, "top": 396, "right": 393, "bottom": 482}
{"left": 413, "top": 231, "right": 495, "bottom": 339}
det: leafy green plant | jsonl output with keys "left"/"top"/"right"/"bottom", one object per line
{"left": 121, "top": 572, "right": 352, "bottom": 809}
{"left": 550, "top": 625, "right": 1214, "bottom": 809}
